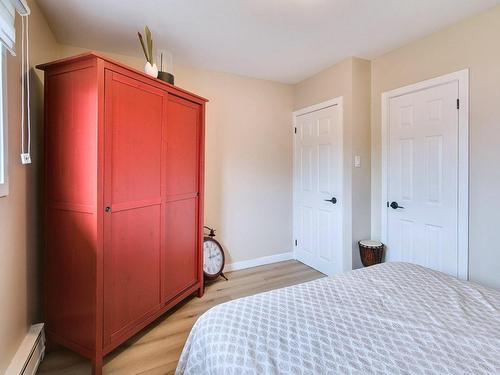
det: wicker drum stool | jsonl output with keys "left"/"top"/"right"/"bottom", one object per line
{"left": 358, "top": 240, "right": 385, "bottom": 267}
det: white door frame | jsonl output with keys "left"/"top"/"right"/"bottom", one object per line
{"left": 381, "top": 69, "right": 469, "bottom": 279}
{"left": 292, "top": 96, "right": 349, "bottom": 275}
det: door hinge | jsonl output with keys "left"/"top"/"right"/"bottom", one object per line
{"left": 294, "top": 127, "right": 297, "bottom": 134}
{"left": 294, "top": 239, "right": 298, "bottom": 246}
{"left": 457, "top": 98, "right": 460, "bottom": 109}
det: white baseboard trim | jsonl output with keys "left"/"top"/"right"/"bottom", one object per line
{"left": 225, "top": 251, "right": 294, "bottom": 272}
{"left": 5, "top": 323, "right": 45, "bottom": 375}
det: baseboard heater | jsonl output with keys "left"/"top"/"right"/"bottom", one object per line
{"left": 5, "top": 323, "right": 45, "bottom": 375}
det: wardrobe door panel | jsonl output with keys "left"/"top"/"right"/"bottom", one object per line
{"left": 164, "top": 198, "right": 198, "bottom": 300}
{"left": 164, "top": 95, "right": 201, "bottom": 301}
{"left": 165, "top": 96, "right": 200, "bottom": 198}
{"left": 108, "top": 75, "right": 163, "bottom": 207}
{"left": 103, "top": 71, "right": 166, "bottom": 344}
{"left": 105, "top": 206, "right": 161, "bottom": 340}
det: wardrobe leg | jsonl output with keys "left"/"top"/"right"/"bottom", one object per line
{"left": 92, "top": 356, "right": 103, "bottom": 375}
{"left": 197, "top": 286, "right": 204, "bottom": 298}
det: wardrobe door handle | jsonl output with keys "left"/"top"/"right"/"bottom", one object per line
{"left": 105, "top": 206, "right": 111, "bottom": 213}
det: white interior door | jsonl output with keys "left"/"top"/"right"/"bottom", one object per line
{"left": 293, "top": 102, "right": 343, "bottom": 276}
{"left": 386, "top": 81, "right": 461, "bottom": 276}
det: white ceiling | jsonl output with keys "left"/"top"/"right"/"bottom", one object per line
{"left": 37, "top": 0, "right": 500, "bottom": 83}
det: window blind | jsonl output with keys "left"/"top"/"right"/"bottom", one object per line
{"left": 0, "top": 0, "right": 29, "bottom": 55}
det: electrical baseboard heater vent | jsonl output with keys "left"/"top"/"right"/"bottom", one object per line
{"left": 5, "top": 323, "right": 45, "bottom": 375}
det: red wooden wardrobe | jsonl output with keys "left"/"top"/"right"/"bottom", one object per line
{"left": 37, "top": 53, "right": 207, "bottom": 374}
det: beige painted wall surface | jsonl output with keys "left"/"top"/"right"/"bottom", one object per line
{"left": 293, "top": 58, "right": 352, "bottom": 111}
{"left": 60, "top": 45, "right": 295, "bottom": 265}
{"left": 177, "top": 67, "right": 294, "bottom": 265}
{"left": 0, "top": 0, "right": 60, "bottom": 372}
{"left": 371, "top": 6, "right": 500, "bottom": 289}
{"left": 351, "top": 58, "right": 371, "bottom": 269}
{"left": 293, "top": 57, "right": 371, "bottom": 271}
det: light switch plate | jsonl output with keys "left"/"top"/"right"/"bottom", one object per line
{"left": 21, "top": 153, "right": 32, "bottom": 165}
{"left": 354, "top": 155, "right": 361, "bottom": 168}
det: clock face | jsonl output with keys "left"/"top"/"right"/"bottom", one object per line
{"left": 203, "top": 239, "right": 224, "bottom": 276}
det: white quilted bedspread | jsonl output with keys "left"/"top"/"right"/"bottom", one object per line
{"left": 176, "top": 262, "right": 500, "bottom": 374}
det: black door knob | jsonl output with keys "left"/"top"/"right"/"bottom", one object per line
{"left": 324, "top": 197, "right": 337, "bottom": 204}
{"left": 390, "top": 201, "right": 404, "bottom": 209}
{"left": 105, "top": 206, "right": 111, "bottom": 212}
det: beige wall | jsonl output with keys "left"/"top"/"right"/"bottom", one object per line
{"left": 59, "top": 45, "right": 295, "bottom": 266}
{"left": 371, "top": 6, "right": 500, "bottom": 289}
{"left": 0, "top": 0, "right": 60, "bottom": 372}
{"left": 293, "top": 57, "right": 371, "bottom": 270}
{"left": 294, "top": 58, "right": 353, "bottom": 111}
{"left": 177, "top": 64, "right": 294, "bottom": 265}
{"left": 351, "top": 58, "right": 372, "bottom": 269}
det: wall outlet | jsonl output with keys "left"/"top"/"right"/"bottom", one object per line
{"left": 21, "top": 153, "right": 32, "bottom": 165}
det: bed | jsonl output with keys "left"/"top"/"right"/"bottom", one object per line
{"left": 176, "top": 262, "right": 500, "bottom": 374}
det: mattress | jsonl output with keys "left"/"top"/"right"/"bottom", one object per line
{"left": 176, "top": 262, "right": 500, "bottom": 374}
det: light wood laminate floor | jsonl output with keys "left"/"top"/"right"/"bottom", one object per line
{"left": 38, "top": 260, "right": 324, "bottom": 375}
